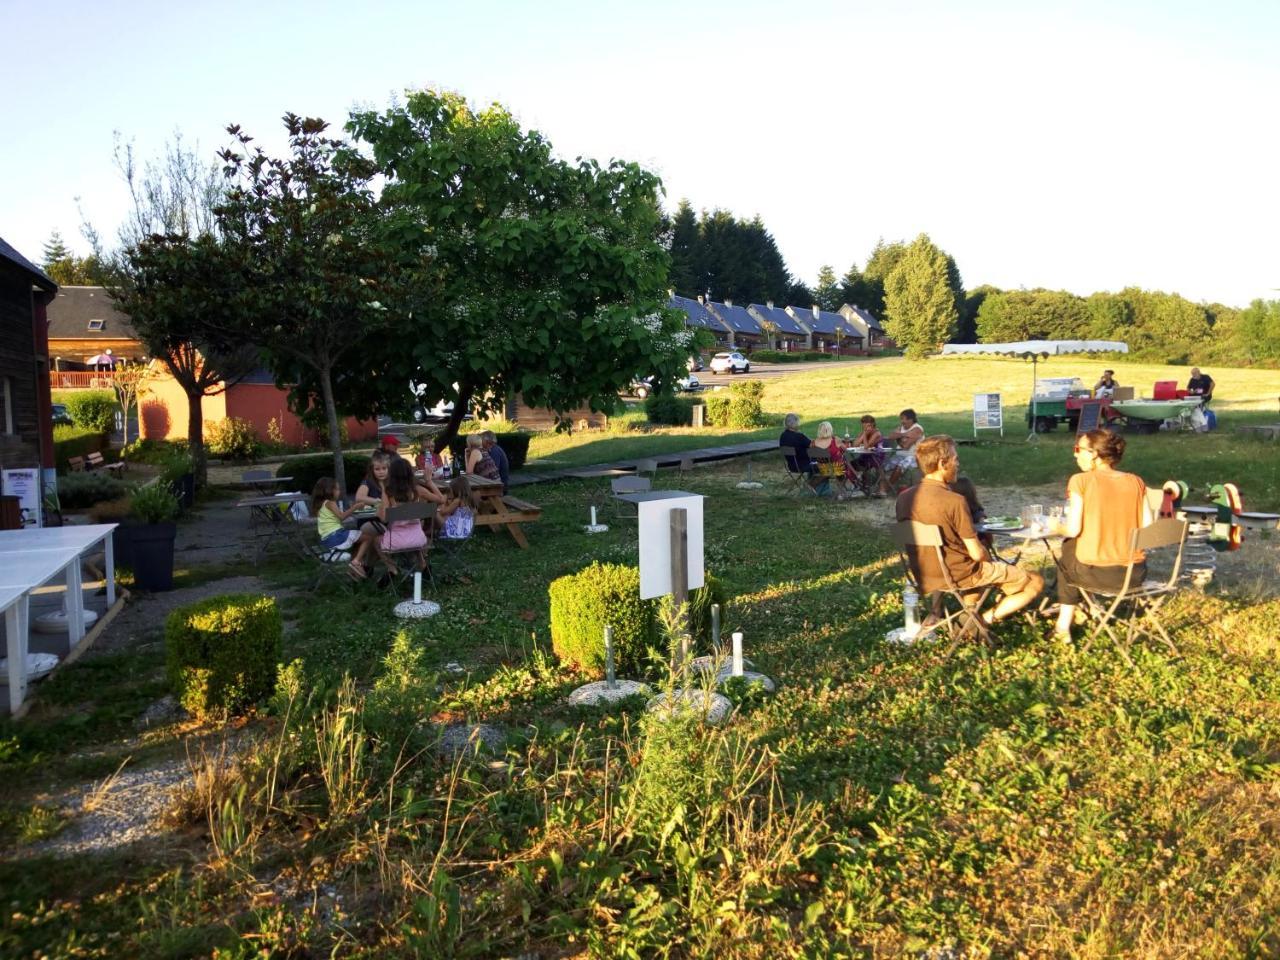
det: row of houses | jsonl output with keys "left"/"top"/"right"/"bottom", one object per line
{"left": 668, "top": 294, "right": 890, "bottom": 352}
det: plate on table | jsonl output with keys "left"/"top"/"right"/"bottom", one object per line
{"left": 983, "top": 516, "right": 1025, "bottom": 532}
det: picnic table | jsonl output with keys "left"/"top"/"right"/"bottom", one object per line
{"left": 466, "top": 475, "right": 541, "bottom": 548}
{"left": 0, "top": 524, "right": 118, "bottom": 714}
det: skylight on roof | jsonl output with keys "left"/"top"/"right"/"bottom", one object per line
{"left": 87, "top": 318, "right": 105, "bottom": 331}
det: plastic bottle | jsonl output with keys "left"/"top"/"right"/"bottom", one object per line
{"left": 902, "top": 584, "right": 919, "bottom": 636}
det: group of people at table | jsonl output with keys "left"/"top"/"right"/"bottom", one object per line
{"left": 780, "top": 409, "right": 926, "bottom": 498}
{"left": 783, "top": 411, "right": 1157, "bottom": 642}
{"left": 310, "top": 431, "right": 509, "bottom": 580}
{"left": 1093, "top": 367, "right": 1215, "bottom": 402}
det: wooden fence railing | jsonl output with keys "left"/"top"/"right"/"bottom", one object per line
{"left": 49, "top": 371, "right": 119, "bottom": 390}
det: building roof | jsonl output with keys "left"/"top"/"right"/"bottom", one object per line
{"left": 46, "top": 286, "right": 139, "bottom": 342}
{"left": 748, "top": 302, "right": 808, "bottom": 335}
{"left": 706, "top": 300, "right": 761, "bottom": 335}
{"left": 788, "top": 305, "right": 860, "bottom": 338}
{"left": 0, "top": 235, "right": 57, "bottom": 292}
{"left": 842, "top": 303, "right": 884, "bottom": 334}
{"left": 667, "top": 294, "right": 723, "bottom": 331}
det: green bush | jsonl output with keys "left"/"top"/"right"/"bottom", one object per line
{"left": 121, "top": 437, "right": 188, "bottom": 465}
{"left": 644, "top": 391, "right": 694, "bottom": 426}
{"left": 55, "top": 471, "right": 131, "bottom": 509}
{"left": 549, "top": 564, "right": 729, "bottom": 676}
{"left": 130, "top": 482, "right": 180, "bottom": 524}
{"left": 63, "top": 391, "right": 118, "bottom": 433}
{"left": 703, "top": 380, "right": 765, "bottom": 429}
{"left": 278, "top": 454, "right": 370, "bottom": 496}
{"left": 446, "top": 432, "right": 532, "bottom": 471}
{"left": 53, "top": 425, "right": 108, "bottom": 472}
{"left": 751, "top": 349, "right": 838, "bottom": 363}
{"left": 165, "top": 594, "right": 283, "bottom": 720}
{"left": 205, "top": 417, "right": 261, "bottom": 461}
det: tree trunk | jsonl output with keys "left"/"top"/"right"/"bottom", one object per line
{"left": 185, "top": 387, "right": 207, "bottom": 488}
{"left": 318, "top": 363, "right": 346, "bottom": 499}
{"left": 433, "top": 381, "right": 474, "bottom": 454}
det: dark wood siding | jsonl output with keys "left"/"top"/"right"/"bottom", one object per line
{"left": 0, "top": 263, "right": 43, "bottom": 468}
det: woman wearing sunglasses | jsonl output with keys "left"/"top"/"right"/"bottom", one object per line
{"left": 1051, "top": 428, "right": 1153, "bottom": 641}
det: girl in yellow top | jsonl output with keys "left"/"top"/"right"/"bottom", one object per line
{"left": 310, "top": 477, "right": 380, "bottom": 580}
{"left": 1051, "top": 428, "right": 1153, "bottom": 640}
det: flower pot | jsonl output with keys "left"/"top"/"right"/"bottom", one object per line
{"left": 131, "top": 522, "right": 177, "bottom": 591}
{"left": 112, "top": 519, "right": 141, "bottom": 569}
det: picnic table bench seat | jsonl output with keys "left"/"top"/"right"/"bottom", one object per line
{"left": 467, "top": 490, "right": 542, "bottom": 547}
{"left": 68, "top": 453, "right": 124, "bottom": 475}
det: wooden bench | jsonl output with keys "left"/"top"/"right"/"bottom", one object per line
{"left": 68, "top": 456, "right": 87, "bottom": 473}
{"left": 470, "top": 493, "right": 542, "bottom": 548}
{"left": 86, "top": 452, "right": 125, "bottom": 475}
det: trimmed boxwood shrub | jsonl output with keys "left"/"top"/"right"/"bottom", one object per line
{"left": 446, "top": 432, "right": 532, "bottom": 471}
{"left": 703, "top": 380, "right": 765, "bottom": 429}
{"left": 644, "top": 391, "right": 694, "bottom": 426}
{"left": 278, "top": 453, "right": 370, "bottom": 495}
{"left": 549, "top": 563, "right": 729, "bottom": 676}
{"left": 63, "top": 390, "right": 118, "bottom": 434}
{"left": 54, "top": 424, "right": 108, "bottom": 472}
{"left": 165, "top": 593, "right": 283, "bottom": 719}
{"left": 56, "top": 471, "right": 130, "bottom": 508}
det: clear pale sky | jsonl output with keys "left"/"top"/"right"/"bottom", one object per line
{"left": 3, "top": 0, "right": 1277, "bottom": 307}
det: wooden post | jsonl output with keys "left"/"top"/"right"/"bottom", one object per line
{"left": 670, "top": 507, "right": 690, "bottom": 669}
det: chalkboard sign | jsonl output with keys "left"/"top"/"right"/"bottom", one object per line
{"left": 1076, "top": 399, "right": 1104, "bottom": 435}
{"left": 972, "top": 392, "right": 1004, "bottom": 436}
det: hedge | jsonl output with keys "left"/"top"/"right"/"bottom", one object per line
{"left": 53, "top": 424, "right": 109, "bottom": 472}
{"left": 644, "top": 392, "right": 694, "bottom": 426}
{"left": 549, "top": 563, "right": 729, "bottom": 676}
{"left": 63, "top": 390, "right": 118, "bottom": 433}
{"left": 750, "top": 349, "right": 838, "bottom": 363}
{"left": 703, "top": 380, "right": 766, "bottom": 429}
{"left": 205, "top": 417, "right": 261, "bottom": 461}
{"left": 165, "top": 593, "right": 283, "bottom": 719}
{"left": 446, "top": 432, "right": 532, "bottom": 471}
{"left": 121, "top": 437, "right": 189, "bottom": 465}
{"left": 56, "top": 471, "right": 131, "bottom": 508}
{"left": 277, "top": 453, "right": 370, "bottom": 496}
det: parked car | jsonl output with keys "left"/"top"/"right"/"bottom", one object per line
{"left": 51, "top": 403, "right": 72, "bottom": 426}
{"left": 709, "top": 351, "right": 750, "bottom": 374}
{"left": 631, "top": 374, "right": 701, "bottom": 400}
{"left": 409, "top": 381, "right": 472, "bottom": 424}
{"left": 687, "top": 355, "right": 704, "bottom": 372}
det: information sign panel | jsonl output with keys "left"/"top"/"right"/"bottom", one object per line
{"left": 972, "top": 393, "right": 1004, "bottom": 436}
{"left": 1076, "top": 400, "right": 1104, "bottom": 435}
{"left": 629, "top": 491, "right": 705, "bottom": 600}
{"left": 2, "top": 468, "right": 41, "bottom": 527}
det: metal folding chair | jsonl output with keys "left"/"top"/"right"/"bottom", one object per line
{"left": 891, "top": 520, "right": 995, "bottom": 649}
{"left": 779, "top": 444, "right": 816, "bottom": 496}
{"left": 634, "top": 459, "right": 659, "bottom": 484}
{"left": 845, "top": 447, "right": 885, "bottom": 496}
{"left": 611, "top": 475, "right": 651, "bottom": 517}
{"left": 379, "top": 502, "right": 437, "bottom": 594}
{"left": 1076, "top": 518, "right": 1189, "bottom": 664}
{"left": 286, "top": 519, "right": 357, "bottom": 592}
{"left": 808, "top": 445, "right": 846, "bottom": 497}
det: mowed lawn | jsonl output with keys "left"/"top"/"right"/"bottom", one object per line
{"left": 527, "top": 357, "right": 1280, "bottom": 510}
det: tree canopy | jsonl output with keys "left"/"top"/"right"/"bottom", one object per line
{"left": 883, "top": 234, "right": 959, "bottom": 358}
{"left": 663, "top": 205, "right": 795, "bottom": 305}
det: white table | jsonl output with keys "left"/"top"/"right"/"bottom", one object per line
{"left": 0, "top": 524, "right": 118, "bottom": 714}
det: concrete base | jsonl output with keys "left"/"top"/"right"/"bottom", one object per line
{"left": 394, "top": 599, "right": 441, "bottom": 619}
{"left": 584, "top": 523, "right": 610, "bottom": 534}
{"left": 717, "top": 670, "right": 776, "bottom": 694}
{"left": 735, "top": 481, "right": 763, "bottom": 490}
{"left": 885, "top": 627, "right": 921, "bottom": 645}
{"left": 33, "top": 609, "right": 99, "bottom": 634}
{"left": 0, "top": 652, "right": 59, "bottom": 682}
{"left": 646, "top": 688, "right": 733, "bottom": 725}
{"left": 567, "top": 679, "right": 650, "bottom": 706}
{"left": 689, "top": 654, "right": 755, "bottom": 677}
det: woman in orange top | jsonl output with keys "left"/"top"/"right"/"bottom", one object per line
{"left": 1051, "top": 428, "right": 1152, "bottom": 640}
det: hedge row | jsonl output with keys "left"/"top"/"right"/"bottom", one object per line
{"left": 446, "top": 432, "right": 532, "bottom": 471}
{"left": 277, "top": 454, "right": 371, "bottom": 496}
{"left": 63, "top": 390, "right": 118, "bottom": 433}
{"left": 750, "top": 349, "right": 837, "bottom": 363}
{"left": 703, "top": 379, "right": 766, "bottom": 429}
{"left": 549, "top": 562, "right": 728, "bottom": 675}
{"left": 53, "top": 425, "right": 109, "bottom": 472}
{"left": 644, "top": 392, "right": 695, "bottom": 426}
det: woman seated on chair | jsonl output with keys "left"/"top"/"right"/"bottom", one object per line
{"left": 849, "top": 415, "right": 885, "bottom": 492}
{"left": 1050, "top": 427, "right": 1153, "bottom": 641}
{"left": 464, "top": 433, "right": 501, "bottom": 482}
{"left": 311, "top": 477, "right": 380, "bottom": 577}
{"left": 809, "top": 421, "right": 846, "bottom": 495}
{"left": 369, "top": 457, "right": 430, "bottom": 577}
{"left": 879, "top": 408, "right": 925, "bottom": 496}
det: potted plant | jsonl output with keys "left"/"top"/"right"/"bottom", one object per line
{"left": 161, "top": 451, "right": 196, "bottom": 511}
{"left": 129, "top": 482, "right": 180, "bottom": 591}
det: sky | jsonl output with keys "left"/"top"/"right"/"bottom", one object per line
{"left": 2, "top": 0, "right": 1277, "bottom": 308}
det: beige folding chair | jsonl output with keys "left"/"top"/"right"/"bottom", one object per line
{"left": 611, "top": 475, "right": 651, "bottom": 517}
{"left": 891, "top": 520, "right": 995, "bottom": 649}
{"left": 808, "top": 445, "right": 846, "bottom": 497}
{"left": 379, "top": 502, "right": 437, "bottom": 593}
{"left": 779, "top": 444, "right": 816, "bottom": 496}
{"left": 1076, "top": 517, "right": 1189, "bottom": 664}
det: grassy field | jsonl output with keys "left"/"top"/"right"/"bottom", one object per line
{"left": 2, "top": 431, "right": 1278, "bottom": 956}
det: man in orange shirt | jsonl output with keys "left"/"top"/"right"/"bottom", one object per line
{"left": 1050, "top": 428, "right": 1153, "bottom": 641}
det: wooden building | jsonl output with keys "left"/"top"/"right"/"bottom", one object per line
{"left": 0, "top": 236, "right": 58, "bottom": 477}
{"left": 46, "top": 286, "right": 144, "bottom": 386}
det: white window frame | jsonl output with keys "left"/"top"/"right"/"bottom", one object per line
{"left": 87, "top": 318, "right": 105, "bottom": 331}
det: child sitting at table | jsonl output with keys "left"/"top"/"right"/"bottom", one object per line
{"left": 310, "top": 478, "right": 380, "bottom": 577}
{"left": 436, "top": 476, "right": 477, "bottom": 540}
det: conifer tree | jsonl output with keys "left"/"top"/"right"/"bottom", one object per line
{"left": 883, "top": 233, "right": 958, "bottom": 358}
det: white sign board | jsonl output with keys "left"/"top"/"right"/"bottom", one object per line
{"left": 972, "top": 392, "right": 1003, "bottom": 436}
{"left": 633, "top": 491, "right": 705, "bottom": 600}
{"left": 2, "top": 468, "right": 42, "bottom": 528}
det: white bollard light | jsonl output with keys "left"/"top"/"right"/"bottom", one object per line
{"left": 732, "top": 631, "right": 744, "bottom": 677}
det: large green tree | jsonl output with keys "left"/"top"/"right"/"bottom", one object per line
{"left": 859, "top": 239, "right": 908, "bottom": 317}
{"left": 883, "top": 233, "right": 958, "bottom": 358}
{"left": 813, "top": 264, "right": 841, "bottom": 311}
{"left": 976, "top": 289, "right": 1090, "bottom": 343}
{"left": 346, "top": 89, "right": 688, "bottom": 448}
{"left": 667, "top": 199, "right": 699, "bottom": 296}
{"left": 1235, "top": 299, "right": 1280, "bottom": 361}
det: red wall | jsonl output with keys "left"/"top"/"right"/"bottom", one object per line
{"left": 224, "top": 383, "right": 379, "bottom": 446}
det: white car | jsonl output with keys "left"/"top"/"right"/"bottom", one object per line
{"left": 632, "top": 374, "right": 701, "bottom": 399}
{"left": 710, "top": 351, "right": 750, "bottom": 374}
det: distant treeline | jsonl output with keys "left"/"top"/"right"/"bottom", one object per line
{"left": 966, "top": 286, "right": 1280, "bottom": 366}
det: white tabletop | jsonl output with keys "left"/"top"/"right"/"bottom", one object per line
{"left": 0, "top": 524, "right": 117, "bottom": 553}
{"left": 236, "top": 493, "right": 309, "bottom": 508}
{"left": 0, "top": 548, "right": 82, "bottom": 589}
{"left": 0, "top": 585, "right": 25, "bottom": 613}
